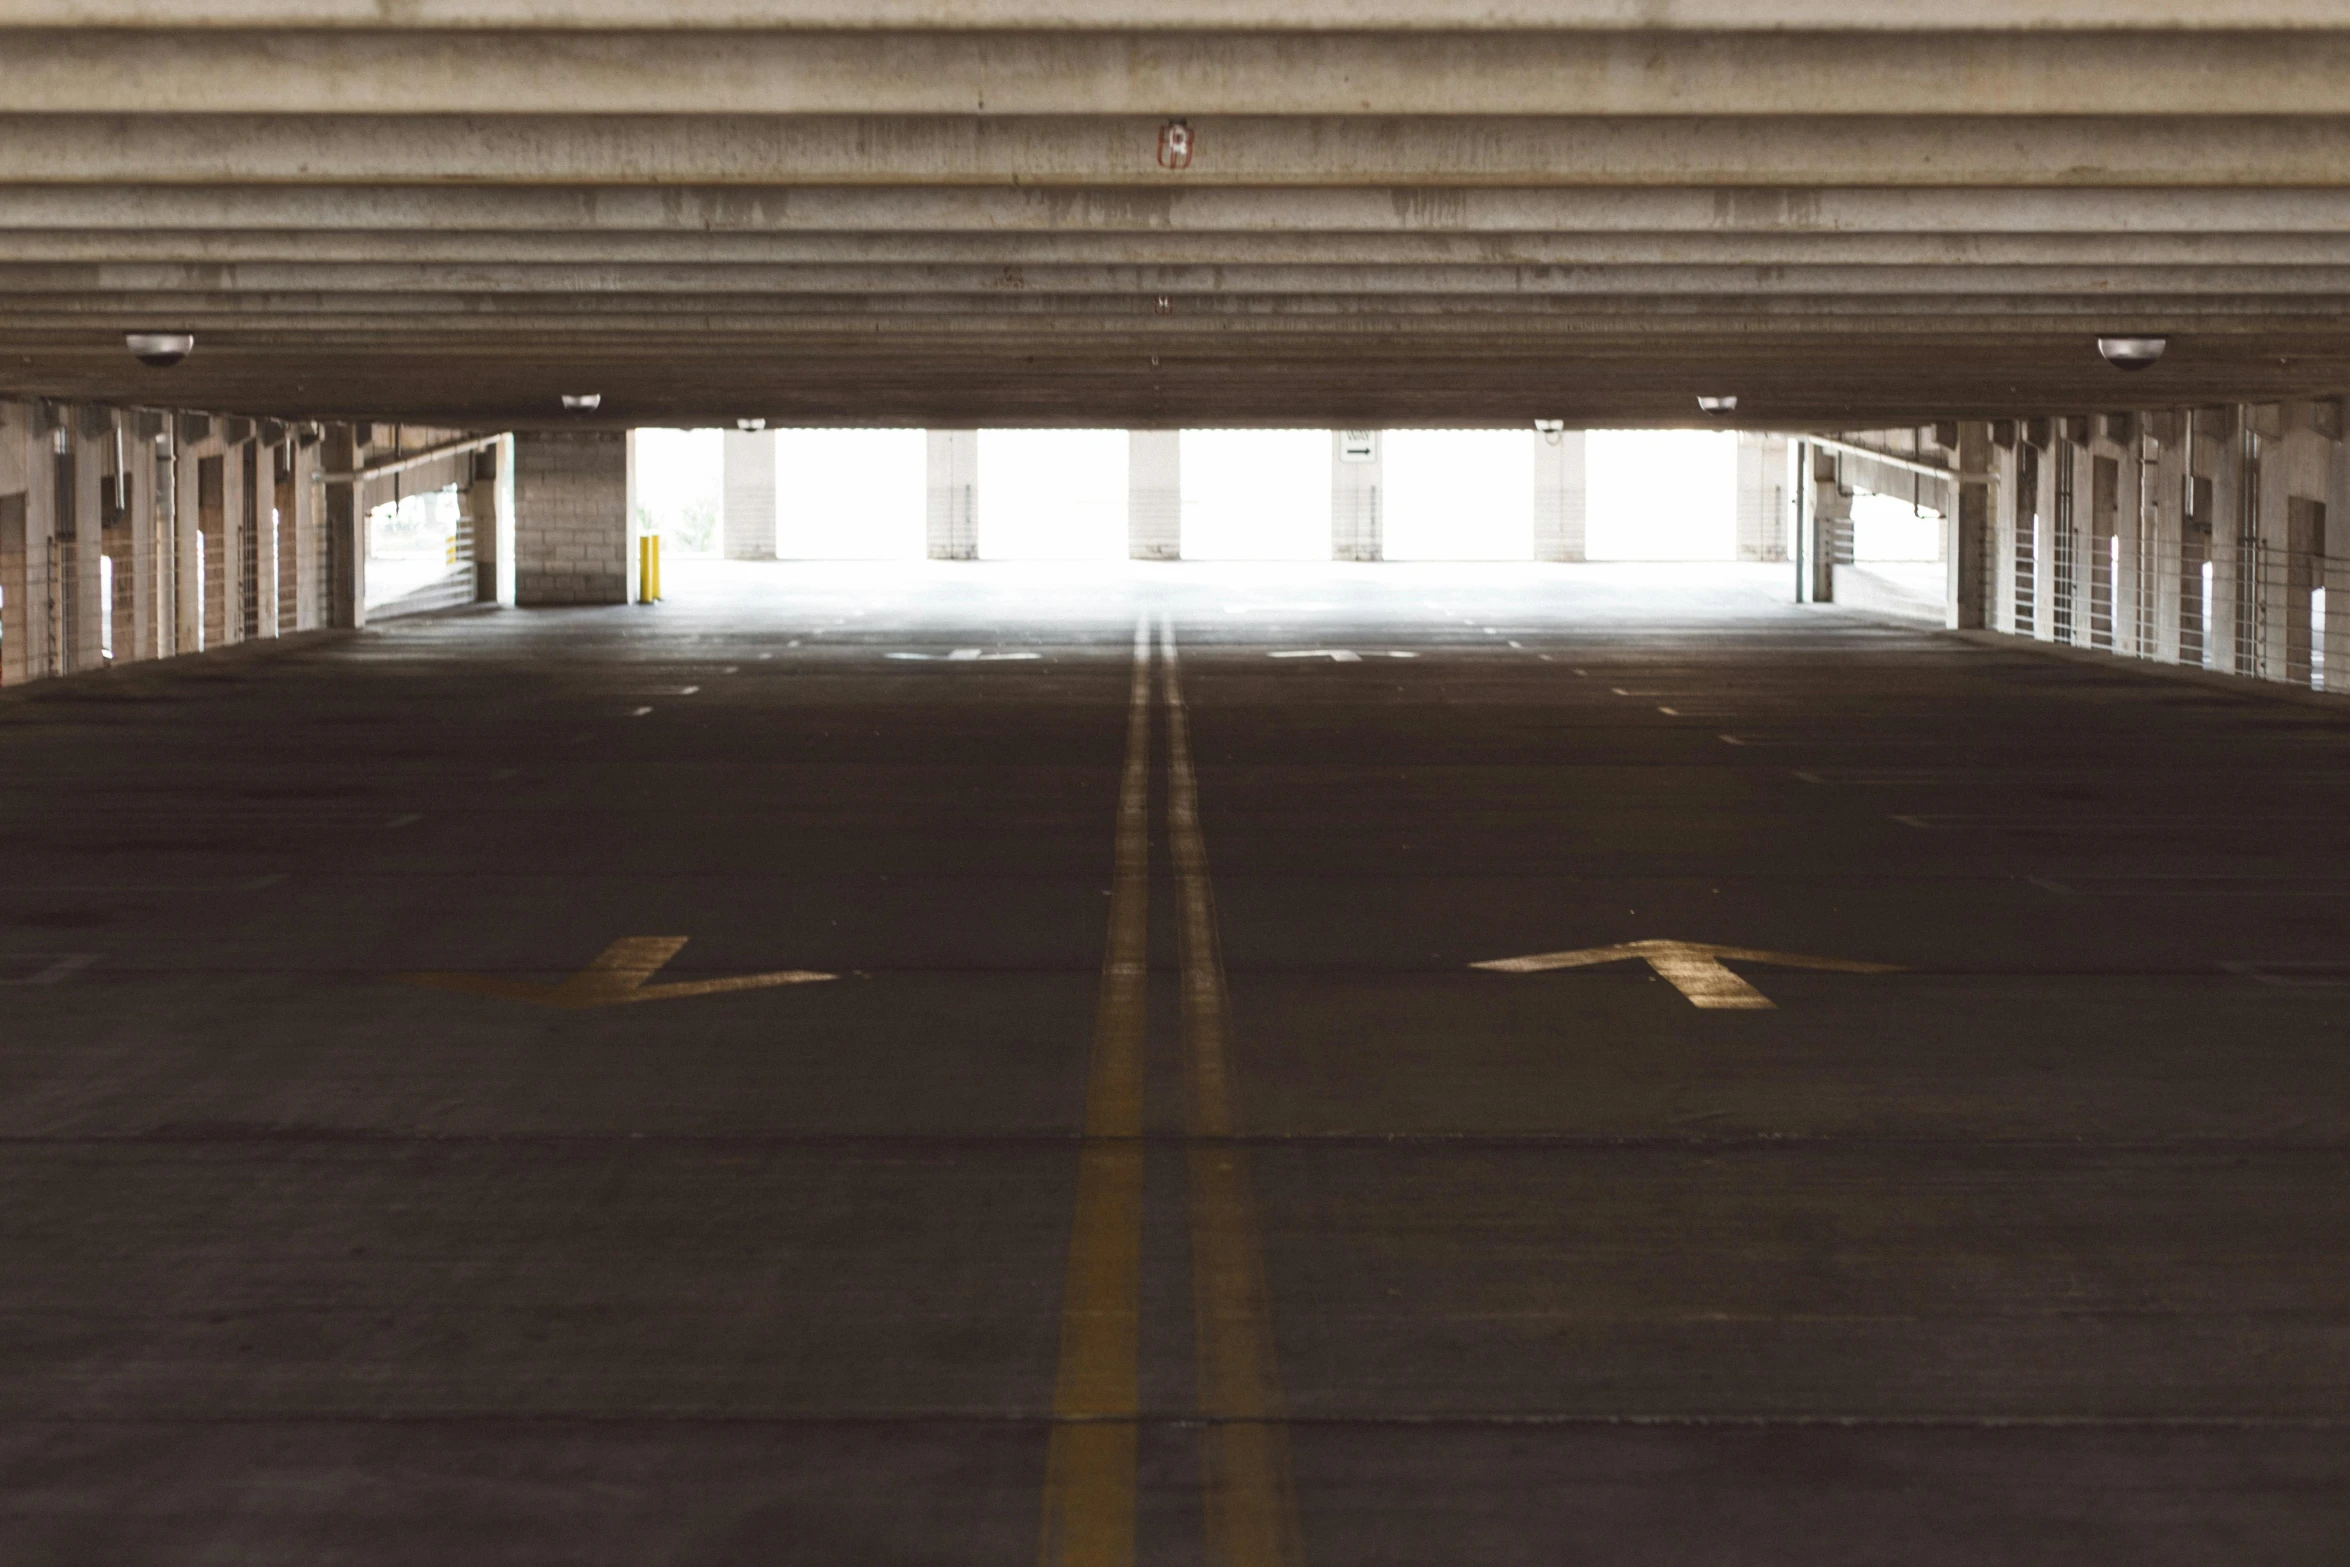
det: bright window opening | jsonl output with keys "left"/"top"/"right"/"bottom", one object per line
{"left": 365, "top": 486, "right": 465, "bottom": 609}
{"left": 1850, "top": 491, "right": 1944, "bottom": 562}
{"left": 632, "top": 428, "right": 722, "bottom": 558}
{"left": 1585, "top": 431, "right": 1737, "bottom": 560}
{"left": 777, "top": 429, "right": 926, "bottom": 559}
{"left": 1380, "top": 430, "right": 1535, "bottom": 560}
{"left": 977, "top": 430, "right": 1128, "bottom": 559}
{"left": 1179, "top": 430, "right": 1330, "bottom": 560}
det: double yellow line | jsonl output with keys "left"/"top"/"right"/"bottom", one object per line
{"left": 1038, "top": 617, "right": 1304, "bottom": 1567}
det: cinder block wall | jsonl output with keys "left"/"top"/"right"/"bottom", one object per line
{"left": 514, "top": 431, "right": 630, "bottom": 605}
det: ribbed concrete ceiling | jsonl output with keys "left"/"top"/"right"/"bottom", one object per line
{"left": 5, "top": 3, "right": 2350, "bottom": 429}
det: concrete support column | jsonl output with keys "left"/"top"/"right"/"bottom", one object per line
{"left": 1534, "top": 428, "right": 1588, "bottom": 562}
{"left": 1332, "top": 430, "right": 1381, "bottom": 561}
{"left": 2328, "top": 408, "right": 2350, "bottom": 692}
{"left": 1128, "top": 430, "right": 1180, "bottom": 560}
{"left": 0, "top": 406, "right": 36, "bottom": 686}
{"left": 254, "top": 441, "right": 281, "bottom": 640}
{"left": 1807, "top": 447, "right": 1847, "bottom": 603}
{"left": 218, "top": 439, "right": 246, "bottom": 647}
{"left": 289, "top": 436, "right": 319, "bottom": 631}
{"left": 320, "top": 425, "right": 358, "bottom": 631}
{"left": 129, "top": 421, "right": 158, "bottom": 660}
{"left": 68, "top": 417, "right": 107, "bottom": 670}
{"left": 2145, "top": 416, "right": 2185, "bottom": 665}
{"left": 1949, "top": 422, "right": 1992, "bottom": 630}
{"left": 2112, "top": 420, "right": 2146, "bottom": 657}
{"left": 513, "top": 430, "right": 632, "bottom": 605}
{"left": 1733, "top": 432, "right": 1787, "bottom": 563}
{"left": 2205, "top": 409, "right": 2244, "bottom": 674}
{"left": 1988, "top": 429, "right": 2020, "bottom": 634}
{"left": 925, "top": 429, "right": 978, "bottom": 560}
{"left": 179, "top": 424, "right": 210, "bottom": 648}
{"left": 460, "top": 446, "right": 501, "bottom": 605}
{"left": 723, "top": 429, "right": 777, "bottom": 561}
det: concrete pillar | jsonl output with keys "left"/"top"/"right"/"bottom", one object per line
{"left": 1949, "top": 423, "right": 1992, "bottom": 630}
{"left": 1332, "top": 430, "right": 1381, "bottom": 561}
{"left": 289, "top": 436, "right": 319, "bottom": 631}
{"left": 513, "top": 429, "right": 632, "bottom": 605}
{"left": 1808, "top": 446, "right": 1846, "bottom": 602}
{"left": 1127, "top": 430, "right": 1180, "bottom": 560}
{"left": 2327, "top": 406, "right": 2350, "bottom": 693}
{"left": 925, "top": 429, "right": 978, "bottom": 560}
{"left": 128, "top": 422, "right": 157, "bottom": 660}
{"left": 1988, "top": 429, "right": 2020, "bottom": 634}
{"left": 254, "top": 441, "right": 281, "bottom": 640}
{"left": 66, "top": 416, "right": 106, "bottom": 670}
{"left": 2147, "top": 415, "right": 2186, "bottom": 666}
{"left": 219, "top": 439, "right": 246, "bottom": 646}
{"left": 2205, "top": 409, "right": 2245, "bottom": 674}
{"left": 2111, "top": 420, "right": 2145, "bottom": 658}
{"left": 2087, "top": 429, "right": 2122, "bottom": 652}
{"left": 723, "top": 429, "right": 777, "bottom": 561}
{"left": 493, "top": 434, "right": 518, "bottom": 607}
{"left": 0, "top": 405, "right": 33, "bottom": 686}
{"left": 1733, "top": 432, "right": 1786, "bottom": 563}
{"left": 179, "top": 424, "right": 209, "bottom": 648}
{"left": 1534, "top": 428, "right": 1589, "bottom": 562}
{"left": 459, "top": 446, "right": 500, "bottom": 604}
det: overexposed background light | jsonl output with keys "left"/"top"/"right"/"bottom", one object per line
{"left": 977, "top": 430, "right": 1129, "bottom": 559}
{"left": 1380, "top": 430, "right": 1534, "bottom": 560}
{"left": 632, "top": 427, "right": 723, "bottom": 556}
{"left": 1585, "top": 430, "right": 1737, "bottom": 560}
{"left": 1179, "top": 430, "right": 1330, "bottom": 559}
{"left": 777, "top": 429, "right": 926, "bottom": 559}
{"left": 1849, "top": 491, "right": 1944, "bottom": 562}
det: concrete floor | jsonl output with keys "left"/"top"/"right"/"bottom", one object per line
{"left": 4, "top": 559, "right": 2347, "bottom": 1563}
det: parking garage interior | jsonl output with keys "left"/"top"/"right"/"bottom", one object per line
{"left": 5, "top": 5, "right": 2350, "bottom": 1563}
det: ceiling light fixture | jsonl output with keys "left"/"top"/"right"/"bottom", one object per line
{"left": 737, "top": 418, "right": 767, "bottom": 432}
{"left": 2097, "top": 336, "right": 2168, "bottom": 372}
{"left": 1697, "top": 395, "right": 1738, "bottom": 414}
{"left": 125, "top": 331, "right": 194, "bottom": 368}
{"left": 560, "top": 393, "right": 602, "bottom": 411}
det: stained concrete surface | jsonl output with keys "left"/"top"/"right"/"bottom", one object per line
{"left": 2, "top": 560, "right": 2346, "bottom": 1562}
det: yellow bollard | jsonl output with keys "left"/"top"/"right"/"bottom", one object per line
{"left": 638, "top": 534, "right": 662, "bottom": 603}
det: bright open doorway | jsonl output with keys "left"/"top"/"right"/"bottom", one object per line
{"left": 1179, "top": 429, "right": 1330, "bottom": 559}
{"left": 976, "top": 430, "right": 1128, "bottom": 559}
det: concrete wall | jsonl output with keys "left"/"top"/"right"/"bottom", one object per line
{"left": 513, "top": 430, "right": 632, "bottom": 606}
{"left": 1937, "top": 399, "right": 2350, "bottom": 696}
{"left": 0, "top": 397, "right": 347, "bottom": 686}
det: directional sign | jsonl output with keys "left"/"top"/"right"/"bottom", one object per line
{"left": 407, "top": 937, "right": 835, "bottom": 1010}
{"left": 1472, "top": 938, "right": 1899, "bottom": 1010}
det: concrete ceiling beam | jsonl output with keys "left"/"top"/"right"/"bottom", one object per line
{"left": 8, "top": 115, "right": 2350, "bottom": 188}
{"left": 15, "top": 230, "right": 2350, "bottom": 267}
{"left": 10, "top": 2, "right": 2347, "bottom": 31}
{"left": 8, "top": 30, "right": 2350, "bottom": 116}
{"left": 15, "top": 261, "right": 2350, "bottom": 296}
{"left": 8, "top": 185, "right": 2347, "bottom": 236}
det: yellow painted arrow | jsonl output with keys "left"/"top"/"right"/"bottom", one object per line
{"left": 1473, "top": 939, "right": 1900, "bottom": 1010}
{"left": 406, "top": 936, "right": 835, "bottom": 1010}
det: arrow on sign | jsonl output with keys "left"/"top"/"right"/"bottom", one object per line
{"left": 1472, "top": 939, "right": 1899, "bottom": 1010}
{"left": 407, "top": 936, "right": 835, "bottom": 1010}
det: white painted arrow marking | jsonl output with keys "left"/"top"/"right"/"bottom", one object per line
{"left": 1473, "top": 938, "right": 1900, "bottom": 1010}
{"left": 1267, "top": 650, "right": 1416, "bottom": 662}
{"left": 407, "top": 937, "right": 834, "bottom": 1010}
